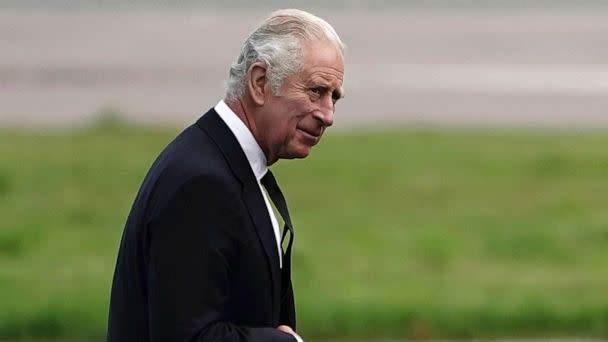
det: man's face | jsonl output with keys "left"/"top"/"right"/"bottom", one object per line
{"left": 256, "top": 40, "right": 344, "bottom": 164}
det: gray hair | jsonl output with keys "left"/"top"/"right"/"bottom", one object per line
{"left": 225, "top": 9, "right": 345, "bottom": 102}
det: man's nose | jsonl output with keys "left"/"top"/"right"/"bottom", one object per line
{"left": 313, "top": 108, "right": 334, "bottom": 127}
{"left": 314, "top": 96, "right": 335, "bottom": 127}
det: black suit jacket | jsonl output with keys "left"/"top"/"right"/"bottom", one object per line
{"left": 107, "top": 109, "right": 296, "bottom": 341}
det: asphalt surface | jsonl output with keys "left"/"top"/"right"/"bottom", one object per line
{"left": 2, "top": 6, "right": 608, "bottom": 129}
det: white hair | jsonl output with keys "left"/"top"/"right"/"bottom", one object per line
{"left": 225, "top": 9, "right": 345, "bottom": 102}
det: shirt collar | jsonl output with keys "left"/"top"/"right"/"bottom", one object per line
{"left": 214, "top": 99, "right": 268, "bottom": 181}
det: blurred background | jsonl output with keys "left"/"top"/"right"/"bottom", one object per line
{"left": 1, "top": 0, "right": 607, "bottom": 341}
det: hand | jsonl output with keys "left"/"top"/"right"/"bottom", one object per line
{"left": 277, "top": 325, "right": 303, "bottom": 341}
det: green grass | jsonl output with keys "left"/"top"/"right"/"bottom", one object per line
{"left": 1, "top": 122, "right": 607, "bottom": 340}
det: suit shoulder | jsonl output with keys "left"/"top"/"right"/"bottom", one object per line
{"left": 132, "top": 123, "right": 239, "bottom": 217}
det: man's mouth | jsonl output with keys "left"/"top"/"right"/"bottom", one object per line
{"left": 296, "top": 127, "right": 322, "bottom": 145}
{"left": 298, "top": 128, "right": 320, "bottom": 138}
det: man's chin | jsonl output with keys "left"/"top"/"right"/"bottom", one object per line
{"left": 282, "top": 145, "right": 312, "bottom": 160}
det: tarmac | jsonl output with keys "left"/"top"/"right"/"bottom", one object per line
{"left": 1, "top": 6, "right": 608, "bottom": 129}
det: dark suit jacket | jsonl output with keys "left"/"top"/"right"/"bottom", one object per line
{"left": 107, "top": 109, "right": 296, "bottom": 341}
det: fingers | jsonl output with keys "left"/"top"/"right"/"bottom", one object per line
{"left": 276, "top": 325, "right": 295, "bottom": 335}
{"left": 276, "top": 325, "right": 303, "bottom": 341}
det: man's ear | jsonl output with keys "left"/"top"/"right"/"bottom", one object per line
{"left": 247, "top": 62, "right": 268, "bottom": 106}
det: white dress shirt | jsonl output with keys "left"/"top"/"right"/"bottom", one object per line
{"left": 215, "top": 101, "right": 304, "bottom": 342}
{"left": 214, "top": 100, "right": 283, "bottom": 269}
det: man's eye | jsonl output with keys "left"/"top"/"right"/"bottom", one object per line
{"left": 332, "top": 92, "right": 341, "bottom": 104}
{"left": 310, "top": 87, "right": 325, "bottom": 95}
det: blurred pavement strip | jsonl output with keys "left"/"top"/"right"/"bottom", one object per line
{"left": 357, "top": 64, "right": 608, "bottom": 95}
{"left": 1, "top": 6, "right": 608, "bottom": 128}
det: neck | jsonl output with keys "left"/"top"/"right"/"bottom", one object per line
{"left": 224, "top": 97, "right": 275, "bottom": 166}
{"left": 225, "top": 98, "right": 250, "bottom": 129}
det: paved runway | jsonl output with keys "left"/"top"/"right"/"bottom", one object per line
{"left": 1, "top": 6, "right": 607, "bottom": 129}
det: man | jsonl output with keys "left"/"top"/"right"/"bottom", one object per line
{"left": 107, "top": 9, "right": 345, "bottom": 342}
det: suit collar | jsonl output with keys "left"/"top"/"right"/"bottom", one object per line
{"left": 214, "top": 100, "right": 268, "bottom": 181}
{"left": 196, "top": 109, "right": 281, "bottom": 321}
{"left": 196, "top": 109, "right": 254, "bottom": 186}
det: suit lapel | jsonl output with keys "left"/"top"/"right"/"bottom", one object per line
{"left": 196, "top": 109, "right": 281, "bottom": 320}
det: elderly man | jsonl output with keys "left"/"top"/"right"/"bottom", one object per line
{"left": 107, "top": 9, "right": 345, "bottom": 342}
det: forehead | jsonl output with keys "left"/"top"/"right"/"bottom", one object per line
{"left": 299, "top": 41, "right": 344, "bottom": 86}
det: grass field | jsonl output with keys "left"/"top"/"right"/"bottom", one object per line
{"left": 1, "top": 120, "right": 607, "bottom": 340}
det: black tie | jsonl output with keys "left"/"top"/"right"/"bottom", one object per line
{"left": 261, "top": 170, "right": 294, "bottom": 276}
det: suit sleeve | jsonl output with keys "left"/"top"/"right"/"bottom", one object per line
{"left": 280, "top": 277, "right": 296, "bottom": 329}
{"left": 146, "top": 176, "right": 296, "bottom": 342}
